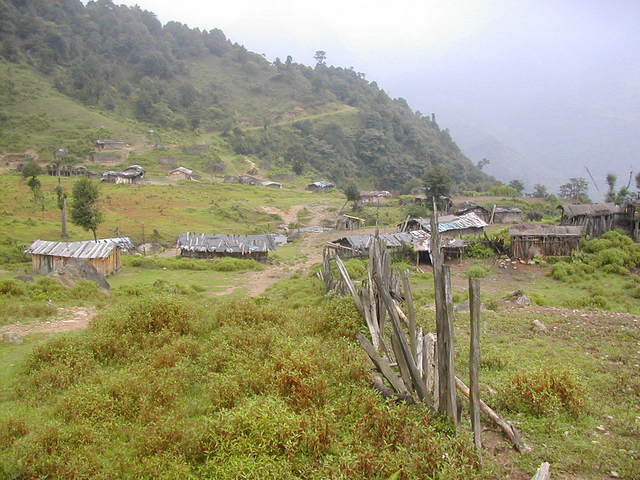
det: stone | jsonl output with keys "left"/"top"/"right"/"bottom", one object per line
{"left": 610, "top": 472, "right": 620, "bottom": 478}
{"left": 2, "top": 331, "right": 23, "bottom": 344}
{"left": 531, "top": 319, "right": 548, "bottom": 333}
{"left": 515, "top": 295, "right": 532, "bottom": 306}
{"left": 47, "top": 258, "right": 110, "bottom": 290}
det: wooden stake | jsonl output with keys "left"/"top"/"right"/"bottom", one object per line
{"left": 440, "top": 264, "right": 458, "bottom": 424}
{"left": 469, "top": 277, "right": 482, "bottom": 449}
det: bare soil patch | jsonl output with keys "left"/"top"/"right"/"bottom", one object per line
{"left": 0, "top": 306, "right": 97, "bottom": 336}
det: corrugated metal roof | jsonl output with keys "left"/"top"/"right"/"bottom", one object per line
{"left": 170, "top": 166, "right": 193, "bottom": 175}
{"left": 334, "top": 230, "right": 464, "bottom": 253}
{"left": 360, "top": 190, "right": 392, "bottom": 197}
{"left": 308, "top": 181, "right": 334, "bottom": 188}
{"left": 26, "top": 239, "right": 121, "bottom": 259}
{"left": 494, "top": 207, "right": 523, "bottom": 214}
{"left": 405, "top": 212, "right": 488, "bottom": 233}
{"left": 176, "top": 233, "right": 277, "bottom": 254}
{"left": 510, "top": 224, "right": 584, "bottom": 237}
{"left": 560, "top": 203, "right": 623, "bottom": 218}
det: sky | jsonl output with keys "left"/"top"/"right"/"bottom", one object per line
{"left": 119, "top": 0, "right": 640, "bottom": 196}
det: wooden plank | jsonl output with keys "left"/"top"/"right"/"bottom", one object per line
{"left": 375, "top": 276, "right": 429, "bottom": 403}
{"left": 469, "top": 277, "right": 482, "bottom": 449}
{"left": 440, "top": 264, "right": 458, "bottom": 424}
{"left": 531, "top": 462, "right": 550, "bottom": 480}
{"left": 455, "top": 377, "right": 526, "bottom": 452}
{"left": 357, "top": 333, "right": 409, "bottom": 395}
{"left": 401, "top": 271, "right": 418, "bottom": 361}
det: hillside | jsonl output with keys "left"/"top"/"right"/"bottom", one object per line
{"left": 0, "top": 0, "right": 489, "bottom": 190}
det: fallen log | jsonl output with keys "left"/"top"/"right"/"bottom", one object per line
{"left": 455, "top": 377, "right": 528, "bottom": 452}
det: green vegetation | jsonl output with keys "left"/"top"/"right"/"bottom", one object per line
{"left": 0, "top": 295, "right": 488, "bottom": 479}
{"left": 124, "top": 255, "right": 265, "bottom": 272}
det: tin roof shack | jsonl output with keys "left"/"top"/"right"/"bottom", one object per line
{"left": 26, "top": 239, "right": 123, "bottom": 276}
{"left": 510, "top": 224, "right": 583, "bottom": 260}
{"left": 492, "top": 207, "right": 524, "bottom": 224}
{"left": 336, "top": 214, "right": 365, "bottom": 230}
{"left": 262, "top": 181, "right": 282, "bottom": 189}
{"left": 169, "top": 166, "right": 194, "bottom": 180}
{"left": 102, "top": 165, "right": 145, "bottom": 184}
{"left": 559, "top": 203, "right": 624, "bottom": 238}
{"left": 454, "top": 202, "right": 491, "bottom": 223}
{"left": 327, "top": 231, "right": 423, "bottom": 259}
{"left": 326, "top": 230, "right": 465, "bottom": 263}
{"left": 95, "top": 139, "right": 126, "bottom": 150}
{"left": 307, "top": 181, "right": 335, "bottom": 192}
{"left": 177, "top": 233, "right": 277, "bottom": 262}
{"left": 400, "top": 212, "right": 487, "bottom": 237}
{"left": 359, "top": 191, "right": 392, "bottom": 206}
{"left": 47, "top": 164, "right": 97, "bottom": 178}
{"left": 624, "top": 200, "right": 640, "bottom": 241}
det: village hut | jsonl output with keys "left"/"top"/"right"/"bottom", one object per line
{"left": 399, "top": 212, "right": 487, "bottom": 237}
{"left": 492, "top": 207, "right": 524, "bottom": 224}
{"left": 624, "top": 200, "right": 640, "bottom": 241}
{"left": 326, "top": 230, "right": 465, "bottom": 263}
{"left": 25, "top": 239, "right": 126, "bottom": 276}
{"left": 559, "top": 203, "right": 624, "bottom": 237}
{"left": 168, "top": 166, "right": 194, "bottom": 180}
{"left": 307, "top": 181, "right": 335, "bottom": 192}
{"left": 102, "top": 165, "right": 145, "bottom": 184}
{"left": 413, "top": 195, "right": 453, "bottom": 212}
{"left": 335, "top": 214, "right": 365, "bottom": 230}
{"left": 454, "top": 202, "right": 491, "bottom": 223}
{"left": 359, "top": 191, "right": 392, "bottom": 206}
{"left": 262, "top": 181, "right": 282, "bottom": 189}
{"left": 95, "top": 139, "right": 126, "bottom": 150}
{"left": 176, "top": 233, "right": 278, "bottom": 262}
{"left": 510, "top": 224, "right": 583, "bottom": 260}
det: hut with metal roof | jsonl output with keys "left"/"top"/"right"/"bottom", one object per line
{"left": 306, "top": 181, "right": 335, "bottom": 192}
{"left": 335, "top": 214, "right": 365, "bottom": 230}
{"left": 169, "top": 166, "right": 194, "bottom": 180}
{"left": 102, "top": 165, "right": 145, "bottom": 184}
{"left": 399, "top": 212, "right": 487, "bottom": 237}
{"left": 559, "top": 203, "right": 624, "bottom": 237}
{"left": 491, "top": 207, "right": 524, "bottom": 224}
{"left": 359, "top": 190, "right": 392, "bottom": 206}
{"left": 176, "top": 233, "right": 278, "bottom": 261}
{"left": 454, "top": 202, "right": 491, "bottom": 223}
{"left": 510, "top": 224, "right": 583, "bottom": 260}
{"left": 25, "top": 239, "right": 125, "bottom": 276}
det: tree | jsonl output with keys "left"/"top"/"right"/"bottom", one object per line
{"left": 54, "top": 183, "right": 68, "bottom": 239}
{"left": 342, "top": 183, "right": 360, "bottom": 211}
{"left": 313, "top": 50, "right": 326, "bottom": 66}
{"left": 605, "top": 173, "right": 617, "bottom": 202}
{"left": 558, "top": 177, "right": 590, "bottom": 203}
{"left": 21, "top": 161, "right": 42, "bottom": 179}
{"left": 532, "top": 184, "right": 548, "bottom": 198}
{"left": 71, "top": 178, "right": 102, "bottom": 241}
{"left": 476, "top": 158, "right": 490, "bottom": 170}
{"left": 508, "top": 179, "right": 525, "bottom": 196}
{"left": 424, "top": 165, "right": 452, "bottom": 208}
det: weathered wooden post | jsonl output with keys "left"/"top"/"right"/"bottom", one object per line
{"left": 469, "top": 277, "right": 482, "bottom": 449}
{"left": 431, "top": 200, "right": 458, "bottom": 424}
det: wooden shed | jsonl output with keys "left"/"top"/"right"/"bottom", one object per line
{"left": 169, "top": 166, "right": 194, "bottom": 180}
{"left": 399, "top": 212, "right": 487, "bottom": 237}
{"left": 491, "top": 207, "right": 524, "bottom": 224}
{"left": 25, "top": 239, "right": 124, "bottom": 276}
{"left": 307, "top": 181, "right": 335, "bottom": 192}
{"left": 176, "top": 233, "right": 278, "bottom": 262}
{"left": 336, "top": 214, "right": 365, "bottom": 230}
{"left": 102, "top": 165, "right": 145, "bottom": 184}
{"left": 454, "top": 202, "right": 491, "bottom": 223}
{"left": 510, "top": 224, "right": 583, "bottom": 260}
{"left": 624, "top": 200, "right": 640, "bottom": 241}
{"left": 95, "top": 139, "right": 126, "bottom": 150}
{"left": 359, "top": 191, "right": 392, "bottom": 206}
{"left": 559, "top": 203, "right": 624, "bottom": 237}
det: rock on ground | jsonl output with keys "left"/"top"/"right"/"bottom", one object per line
{"left": 47, "top": 259, "right": 110, "bottom": 290}
{"left": 2, "top": 331, "right": 24, "bottom": 344}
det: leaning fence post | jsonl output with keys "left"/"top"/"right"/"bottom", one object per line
{"left": 440, "top": 264, "right": 458, "bottom": 424}
{"left": 469, "top": 277, "right": 482, "bottom": 449}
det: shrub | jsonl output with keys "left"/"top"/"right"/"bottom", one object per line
{"left": 466, "top": 264, "right": 490, "bottom": 278}
{"left": 465, "top": 240, "right": 494, "bottom": 259}
{"left": 124, "top": 255, "right": 264, "bottom": 272}
{"left": 0, "top": 279, "right": 27, "bottom": 296}
{"left": 497, "top": 367, "right": 585, "bottom": 417}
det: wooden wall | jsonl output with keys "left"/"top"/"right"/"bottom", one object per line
{"left": 511, "top": 235, "right": 581, "bottom": 260}
{"left": 31, "top": 248, "right": 121, "bottom": 276}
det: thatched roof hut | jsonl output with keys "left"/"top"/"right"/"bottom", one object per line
{"left": 559, "top": 203, "right": 624, "bottom": 237}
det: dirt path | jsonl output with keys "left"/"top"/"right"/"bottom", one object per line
{"left": 261, "top": 205, "right": 305, "bottom": 224}
{"left": 1, "top": 306, "right": 97, "bottom": 337}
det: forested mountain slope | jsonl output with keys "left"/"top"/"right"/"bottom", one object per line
{"left": 0, "top": 0, "right": 489, "bottom": 189}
